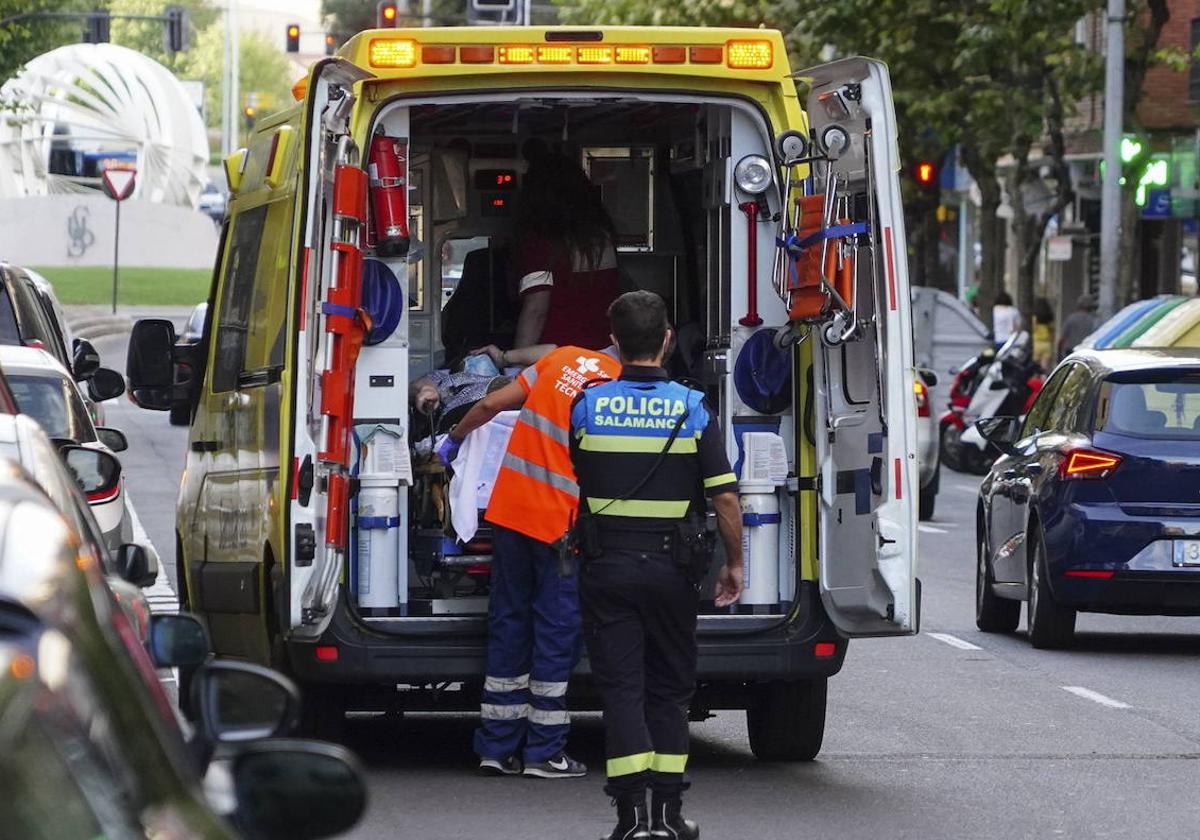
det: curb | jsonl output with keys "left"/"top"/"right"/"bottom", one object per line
{"left": 70, "top": 315, "right": 132, "bottom": 343}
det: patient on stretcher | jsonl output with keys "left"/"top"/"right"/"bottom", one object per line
{"left": 409, "top": 343, "right": 556, "bottom": 433}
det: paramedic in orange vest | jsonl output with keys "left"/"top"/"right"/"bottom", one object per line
{"left": 438, "top": 344, "right": 621, "bottom": 778}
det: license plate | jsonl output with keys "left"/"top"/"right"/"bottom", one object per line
{"left": 1173, "top": 540, "right": 1200, "bottom": 567}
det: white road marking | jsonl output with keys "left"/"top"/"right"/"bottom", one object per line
{"left": 919, "top": 524, "right": 949, "bottom": 534}
{"left": 927, "top": 632, "right": 983, "bottom": 651}
{"left": 1061, "top": 686, "right": 1131, "bottom": 709}
{"left": 125, "top": 488, "right": 180, "bottom": 614}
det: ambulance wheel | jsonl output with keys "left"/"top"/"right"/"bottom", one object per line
{"left": 168, "top": 402, "right": 189, "bottom": 426}
{"left": 919, "top": 462, "right": 939, "bottom": 521}
{"left": 297, "top": 682, "right": 348, "bottom": 742}
{"left": 746, "top": 678, "right": 827, "bottom": 762}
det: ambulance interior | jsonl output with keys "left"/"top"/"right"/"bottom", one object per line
{"left": 337, "top": 91, "right": 892, "bottom": 625}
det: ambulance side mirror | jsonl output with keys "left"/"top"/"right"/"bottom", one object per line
{"left": 126, "top": 319, "right": 179, "bottom": 411}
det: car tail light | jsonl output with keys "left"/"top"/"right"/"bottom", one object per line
{"left": 315, "top": 645, "right": 339, "bottom": 661}
{"left": 1064, "top": 569, "right": 1116, "bottom": 579}
{"left": 1061, "top": 449, "right": 1122, "bottom": 480}
{"left": 814, "top": 642, "right": 837, "bottom": 658}
{"left": 914, "top": 380, "right": 930, "bottom": 418}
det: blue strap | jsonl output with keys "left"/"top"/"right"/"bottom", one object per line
{"left": 322, "top": 302, "right": 357, "bottom": 319}
{"left": 794, "top": 221, "right": 869, "bottom": 251}
{"left": 743, "top": 512, "right": 782, "bottom": 527}
{"left": 357, "top": 515, "right": 400, "bottom": 529}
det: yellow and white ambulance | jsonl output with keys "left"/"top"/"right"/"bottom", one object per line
{"left": 127, "top": 26, "right": 919, "bottom": 758}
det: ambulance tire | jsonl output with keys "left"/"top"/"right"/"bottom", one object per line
{"left": 168, "top": 402, "right": 189, "bottom": 426}
{"left": 746, "top": 678, "right": 827, "bottom": 762}
{"left": 297, "top": 682, "right": 349, "bottom": 742}
{"left": 174, "top": 536, "right": 199, "bottom": 722}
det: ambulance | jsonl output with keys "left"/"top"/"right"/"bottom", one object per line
{"left": 126, "top": 26, "right": 920, "bottom": 758}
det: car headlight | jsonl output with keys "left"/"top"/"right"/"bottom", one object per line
{"left": 734, "top": 154, "right": 773, "bottom": 195}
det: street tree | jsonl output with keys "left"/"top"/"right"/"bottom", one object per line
{"left": 0, "top": 0, "right": 85, "bottom": 83}
{"left": 109, "top": 0, "right": 218, "bottom": 70}
{"left": 179, "top": 22, "right": 296, "bottom": 132}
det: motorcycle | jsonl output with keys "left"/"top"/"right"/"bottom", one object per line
{"left": 941, "top": 332, "right": 1043, "bottom": 475}
{"left": 938, "top": 345, "right": 995, "bottom": 473}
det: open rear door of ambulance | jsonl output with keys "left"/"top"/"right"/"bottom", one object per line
{"left": 792, "top": 57, "right": 920, "bottom": 636}
{"left": 287, "top": 57, "right": 373, "bottom": 639}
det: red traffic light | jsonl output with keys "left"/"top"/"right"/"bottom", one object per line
{"left": 915, "top": 161, "right": 937, "bottom": 186}
{"left": 378, "top": 1, "right": 398, "bottom": 26}
{"left": 285, "top": 23, "right": 300, "bottom": 52}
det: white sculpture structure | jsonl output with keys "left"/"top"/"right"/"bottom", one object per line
{"left": 0, "top": 43, "right": 208, "bottom": 208}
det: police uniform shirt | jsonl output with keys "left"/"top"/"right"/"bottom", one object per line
{"left": 568, "top": 365, "right": 737, "bottom": 531}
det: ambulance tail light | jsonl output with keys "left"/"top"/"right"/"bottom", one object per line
{"left": 726, "top": 39, "right": 773, "bottom": 70}
{"left": 652, "top": 45, "right": 686, "bottom": 64}
{"left": 421, "top": 44, "right": 455, "bottom": 64}
{"left": 577, "top": 46, "right": 614, "bottom": 64}
{"left": 498, "top": 45, "right": 535, "bottom": 64}
{"left": 615, "top": 46, "right": 650, "bottom": 64}
{"left": 369, "top": 38, "right": 417, "bottom": 68}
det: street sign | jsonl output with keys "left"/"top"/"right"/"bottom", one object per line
{"left": 101, "top": 167, "right": 136, "bottom": 201}
{"left": 101, "top": 166, "right": 137, "bottom": 314}
{"left": 1047, "top": 235, "right": 1072, "bottom": 262}
{"left": 1143, "top": 188, "right": 1172, "bottom": 219}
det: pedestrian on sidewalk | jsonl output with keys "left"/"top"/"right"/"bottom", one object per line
{"left": 568, "top": 291, "right": 744, "bottom": 840}
{"left": 1058, "top": 293, "right": 1099, "bottom": 361}
{"left": 992, "top": 291, "right": 1022, "bottom": 344}
{"left": 439, "top": 342, "right": 621, "bottom": 779}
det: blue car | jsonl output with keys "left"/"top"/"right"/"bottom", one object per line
{"left": 974, "top": 348, "right": 1200, "bottom": 648}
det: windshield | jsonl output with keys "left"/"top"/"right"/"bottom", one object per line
{"left": 7, "top": 374, "right": 96, "bottom": 442}
{"left": 1096, "top": 374, "right": 1200, "bottom": 439}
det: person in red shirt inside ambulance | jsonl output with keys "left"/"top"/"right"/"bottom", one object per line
{"left": 511, "top": 148, "right": 621, "bottom": 351}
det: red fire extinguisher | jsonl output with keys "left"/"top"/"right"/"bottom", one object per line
{"left": 368, "top": 133, "right": 410, "bottom": 258}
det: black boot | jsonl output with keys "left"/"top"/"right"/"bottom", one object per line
{"left": 650, "top": 790, "right": 699, "bottom": 840}
{"left": 601, "top": 793, "right": 650, "bottom": 840}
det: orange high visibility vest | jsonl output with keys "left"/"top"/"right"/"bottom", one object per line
{"left": 485, "top": 346, "right": 621, "bottom": 544}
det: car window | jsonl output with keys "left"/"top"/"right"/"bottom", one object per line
{"left": 1020, "top": 366, "right": 1070, "bottom": 438}
{"left": 1096, "top": 374, "right": 1200, "bottom": 439}
{"left": 0, "top": 286, "right": 20, "bottom": 345}
{"left": 9, "top": 279, "right": 69, "bottom": 368}
{"left": 1045, "top": 363, "right": 1092, "bottom": 433}
{"left": 7, "top": 373, "right": 97, "bottom": 442}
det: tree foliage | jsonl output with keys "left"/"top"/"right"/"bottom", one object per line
{"left": 109, "top": 0, "right": 219, "bottom": 70}
{"left": 177, "top": 23, "right": 297, "bottom": 129}
{"left": 0, "top": 0, "right": 88, "bottom": 83}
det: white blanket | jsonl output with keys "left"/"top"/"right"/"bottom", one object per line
{"left": 449, "top": 410, "right": 518, "bottom": 543}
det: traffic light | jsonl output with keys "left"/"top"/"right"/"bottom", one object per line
{"left": 286, "top": 23, "right": 300, "bottom": 53}
{"left": 325, "top": 33, "right": 337, "bottom": 55}
{"left": 243, "top": 106, "right": 257, "bottom": 131}
{"left": 164, "top": 6, "right": 189, "bottom": 53}
{"left": 83, "top": 10, "right": 110, "bottom": 43}
{"left": 914, "top": 161, "right": 937, "bottom": 189}
{"left": 377, "top": 1, "right": 398, "bottom": 27}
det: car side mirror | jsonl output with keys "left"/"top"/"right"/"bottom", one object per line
{"left": 87, "top": 368, "right": 126, "bottom": 402}
{"left": 974, "top": 416, "right": 1022, "bottom": 455}
{"left": 95, "top": 426, "right": 128, "bottom": 452}
{"left": 127, "top": 319, "right": 178, "bottom": 410}
{"left": 147, "top": 612, "right": 210, "bottom": 668}
{"left": 60, "top": 445, "right": 121, "bottom": 501}
{"left": 116, "top": 543, "right": 156, "bottom": 588}
{"left": 231, "top": 740, "right": 368, "bottom": 840}
{"left": 191, "top": 660, "right": 301, "bottom": 744}
{"left": 72, "top": 338, "right": 101, "bottom": 381}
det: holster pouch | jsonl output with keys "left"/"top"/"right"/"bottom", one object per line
{"left": 560, "top": 510, "right": 601, "bottom": 576}
{"left": 673, "top": 515, "right": 716, "bottom": 586}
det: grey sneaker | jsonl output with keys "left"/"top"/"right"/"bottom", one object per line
{"left": 479, "top": 755, "right": 523, "bottom": 776}
{"left": 522, "top": 752, "right": 587, "bottom": 779}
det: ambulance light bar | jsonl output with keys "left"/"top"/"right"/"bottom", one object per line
{"left": 366, "top": 38, "right": 773, "bottom": 70}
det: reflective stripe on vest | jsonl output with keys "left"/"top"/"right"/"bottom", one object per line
{"left": 501, "top": 451, "right": 579, "bottom": 498}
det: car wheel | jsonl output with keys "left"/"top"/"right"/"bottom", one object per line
{"left": 940, "top": 423, "right": 965, "bottom": 473}
{"left": 746, "top": 678, "right": 827, "bottom": 762}
{"left": 965, "top": 446, "right": 993, "bottom": 476}
{"left": 1027, "top": 527, "right": 1076, "bottom": 649}
{"left": 919, "top": 462, "right": 939, "bottom": 521}
{"left": 976, "top": 529, "right": 1020, "bottom": 632}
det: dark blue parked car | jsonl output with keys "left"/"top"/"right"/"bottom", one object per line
{"left": 974, "top": 349, "right": 1200, "bottom": 648}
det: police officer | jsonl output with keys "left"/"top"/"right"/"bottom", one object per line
{"left": 569, "top": 291, "right": 744, "bottom": 840}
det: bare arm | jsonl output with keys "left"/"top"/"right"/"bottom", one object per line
{"left": 469, "top": 343, "right": 558, "bottom": 368}
{"left": 710, "top": 491, "right": 744, "bottom": 607}
{"left": 449, "top": 378, "right": 527, "bottom": 443}
{"left": 513, "top": 291, "right": 551, "bottom": 348}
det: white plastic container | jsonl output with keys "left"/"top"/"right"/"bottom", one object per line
{"left": 356, "top": 477, "right": 400, "bottom": 610}
{"left": 740, "top": 480, "right": 781, "bottom": 606}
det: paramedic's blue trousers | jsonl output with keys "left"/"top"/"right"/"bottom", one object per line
{"left": 581, "top": 549, "right": 699, "bottom": 798}
{"left": 473, "top": 525, "right": 581, "bottom": 763}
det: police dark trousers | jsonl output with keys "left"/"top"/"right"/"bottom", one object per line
{"left": 472, "top": 525, "right": 580, "bottom": 763}
{"left": 569, "top": 365, "right": 737, "bottom": 799}
{"left": 582, "top": 545, "right": 698, "bottom": 795}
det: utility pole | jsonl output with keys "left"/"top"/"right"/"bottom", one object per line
{"left": 1099, "top": 0, "right": 1125, "bottom": 319}
{"left": 221, "top": 0, "right": 240, "bottom": 155}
